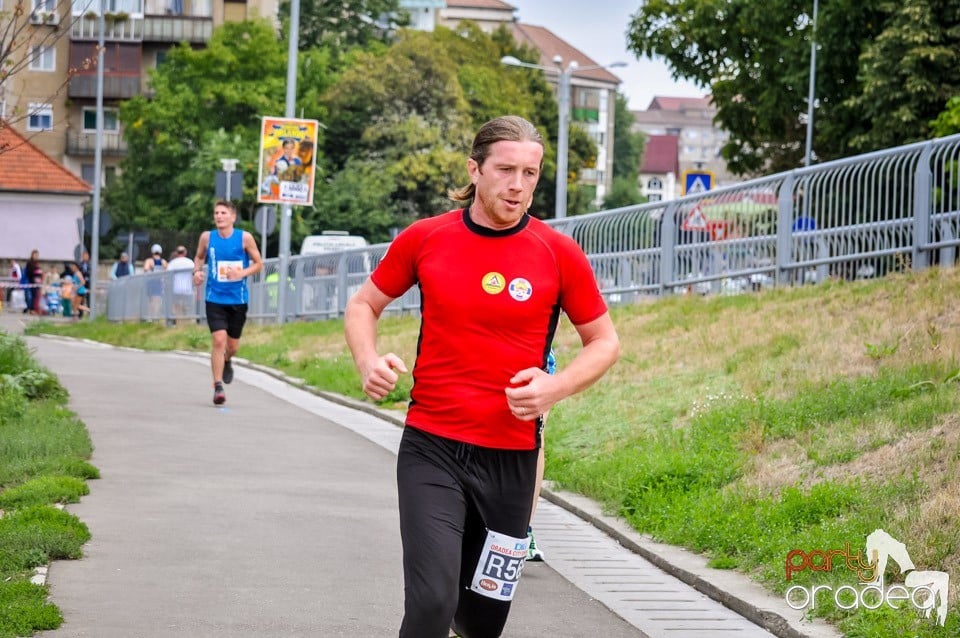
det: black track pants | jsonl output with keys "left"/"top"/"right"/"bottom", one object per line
{"left": 396, "top": 426, "right": 539, "bottom": 638}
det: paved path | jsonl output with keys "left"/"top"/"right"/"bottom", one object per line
{"left": 1, "top": 312, "right": 840, "bottom": 638}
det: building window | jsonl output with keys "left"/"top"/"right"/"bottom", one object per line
{"left": 81, "top": 164, "right": 96, "bottom": 185}
{"left": 82, "top": 107, "right": 120, "bottom": 132}
{"left": 34, "top": 0, "right": 55, "bottom": 11}
{"left": 29, "top": 45, "right": 55, "bottom": 71}
{"left": 27, "top": 103, "right": 53, "bottom": 131}
{"left": 648, "top": 177, "right": 663, "bottom": 190}
{"left": 74, "top": 0, "right": 143, "bottom": 15}
{"left": 0, "top": 99, "right": 5, "bottom": 119}
{"left": 666, "top": 127, "right": 681, "bottom": 136}
{"left": 156, "top": 50, "right": 167, "bottom": 66}
{"left": 686, "top": 129, "right": 698, "bottom": 139}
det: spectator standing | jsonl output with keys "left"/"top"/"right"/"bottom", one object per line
{"left": 167, "top": 245, "right": 196, "bottom": 318}
{"left": 192, "top": 200, "right": 264, "bottom": 405}
{"left": 21, "top": 249, "right": 41, "bottom": 314}
{"left": 78, "top": 250, "right": 91, "bottom": 316}
{"left": 67, "top": 262, "right": 89, "bottom": 317}
{"left": 344, "top": 115, "right": 620, "bottom": 638}
{"left": 143, "top": 243, "right": 167, "bottom": 318}
{"left": 111, "top": 252, "right": 135, "bottom": 279}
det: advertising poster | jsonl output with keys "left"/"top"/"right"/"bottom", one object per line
{"left": 257, "top": 116, "right": 319, "bottom": 206}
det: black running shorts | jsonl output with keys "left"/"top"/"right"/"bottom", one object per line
{"left": 205, "top": 301, "right": 248, "bottom": 339}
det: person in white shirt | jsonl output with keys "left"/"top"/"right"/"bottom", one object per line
{"left": 166, "top": 246, "right": 196, "bottom": 318}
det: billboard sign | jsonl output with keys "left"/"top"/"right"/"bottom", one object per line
{"left": 257, "top": 116, "right": 319, "bottom": 206}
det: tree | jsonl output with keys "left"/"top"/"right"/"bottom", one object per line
{"left": 931, "top": 96, "right": 960, "bottom": 137}
{"left": 314, "top": 25, "right": 581, "bottom": 231}
{"left": 601, "top": 92, "right": 645, "bottom": 210}
{"left": 843, "top": 0, "right": 960, "bottom": 151}
{"left": 277, "top": 0, "right": 404, "bottom": 51}
{"left": 626, "top": 0, "right": 892, "bottom": 174}
{"left": 611, "top": 92, "right": 645, "bottom": 180}
{"left": 313, "top": 157, "right": 400, "bottom": 242}
{"left": 106, "top": 19, "right": 332, "bottom": 235}
{"left": 316, "top": 28, "right": 473, "bottom": 229}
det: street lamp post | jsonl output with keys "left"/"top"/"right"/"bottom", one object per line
{"left": 501, "top": 55, "right": 625, "bottom": 219}
{"left": 804, "top": 0, "right": 819, "bottom": 167}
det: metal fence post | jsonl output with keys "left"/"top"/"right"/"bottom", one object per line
{"left": 659, "top": 201, "right": 678, "bottom": 294}
{"left": 912, "top": 142, "right": 933, "bottom": 271}
{"left": 776, "top": 173, "right": 796, "bottom": 286}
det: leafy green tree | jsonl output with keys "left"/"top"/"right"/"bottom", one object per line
{"left": 315, "top": 29, "right": 473, "bottom": 228}
{"left": 626, "top": 0, "right": 887, "bottom": 174}
{"left": 603, "top": 176, "right": 645, "bottom": 210}
{"left": 931, "top": 96, "right": 960, "bottom": 137}
{"left": 313, "top": 157, "right": 399, "bottom": 242}
{"left": 314, "top": 25, "right": 588, "bottom": 230}
{"left": 106, "top": 20, "right": 332, "bottom": 235}
{"left": 277, "top": 0, "right": 404, "bottom": 52}
{"left": 843, "top": 0, "right": 960, "bottom": 151}
{"left": 611, "top": 92, "right": 645, "bottom": 180}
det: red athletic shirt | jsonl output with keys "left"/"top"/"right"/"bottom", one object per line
{"left": 370, "top": 208, "right": 608, "bottom": 450}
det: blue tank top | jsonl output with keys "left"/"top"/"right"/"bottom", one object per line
{"left": 205, "top": 229, "right": 249, "bottom": 305}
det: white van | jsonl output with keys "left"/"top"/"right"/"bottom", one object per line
{"left": 299, "top": 231, "right": 368, "bottom": 255}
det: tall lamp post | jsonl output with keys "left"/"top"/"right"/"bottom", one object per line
{"left": 803, "top": 0, "right": 819, "bottom": 167}
{"left": 501, "top": 55, "right": 626, "bottom": 219}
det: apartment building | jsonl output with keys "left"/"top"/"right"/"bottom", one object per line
{"left": 2, "top": 0, "right": 277, "bottom": 186}
{"left": 434, "top": 0, "right": 621, "bottom": 207}
{"left": 633, "top": 96, "right": 736, "bottom": 199}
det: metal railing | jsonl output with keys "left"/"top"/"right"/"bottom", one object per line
{"left": 105, "top": 133, "right": 960, "bottom": 323}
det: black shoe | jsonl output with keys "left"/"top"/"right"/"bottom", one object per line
{"left": 223, "top": 359, "right": 234, "bottom": 384}
{"left": 213, "top": 382, "right": 226, "bottom": 405}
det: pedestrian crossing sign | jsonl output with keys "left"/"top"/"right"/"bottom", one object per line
{"left": 682, "top": 170, "right": 715, "bottom": 195}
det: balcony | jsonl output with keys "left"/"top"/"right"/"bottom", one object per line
{"left": 29, "top": 10, "right": 60, "bottom": 25}
{"left": 71, "top": 13, "right": 143, "bottom": 41}
{"left": 66, "top": 131, "right": 128, "bottom": 157}
{"left": 68, "top": 74, "right": 141, "bottom": 100}
{"left": 142, "top": 15, "right": 211, "bottom": 43}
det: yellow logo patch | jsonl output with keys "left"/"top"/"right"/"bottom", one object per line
{"left": 482, "top": 272, "right": 505, "bottom": 294}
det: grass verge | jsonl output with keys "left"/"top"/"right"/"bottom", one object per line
{"left": 0, "top": 331, "right": 98, "bottom": 638}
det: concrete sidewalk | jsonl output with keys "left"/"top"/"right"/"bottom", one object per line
{"left": 2, "top": 312, "right": 840, "bottom": 638}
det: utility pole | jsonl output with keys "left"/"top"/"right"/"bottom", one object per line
{"left": 276, "top": 0, "right": 300, "bottom": 323}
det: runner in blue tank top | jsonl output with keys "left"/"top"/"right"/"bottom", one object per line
{"left": 192, "top": 200, "right": 264, "bottom": 405}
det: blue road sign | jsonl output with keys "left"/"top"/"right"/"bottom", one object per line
{"left": 682, "top": 170, "right": 715, "bottom": 195}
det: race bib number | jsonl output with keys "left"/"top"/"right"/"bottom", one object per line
{"left": 469, "top": 529, "right": 528, "bottom": 601}
{"left": 216, "top": 260, "right": 243, "bottom": 282}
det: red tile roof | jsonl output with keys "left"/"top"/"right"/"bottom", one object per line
{"left": 640, "top": 134, "right": 679, "bottom": 175}
{"left": 511, "top": 23, "right": 622, "bottom": 85}
{"left": 0, "top": 121, "right": 91, "bottom": 195}
{"left": 647, "top": 96, "right": 712, "bottom": 111}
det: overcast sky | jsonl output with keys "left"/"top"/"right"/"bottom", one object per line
{"left": 507, "top": 0, "right": 706, "bottom": 111}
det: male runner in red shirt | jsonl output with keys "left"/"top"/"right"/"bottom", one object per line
{"left": 345, "top": 115, "right": 619, "bottom": 638}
